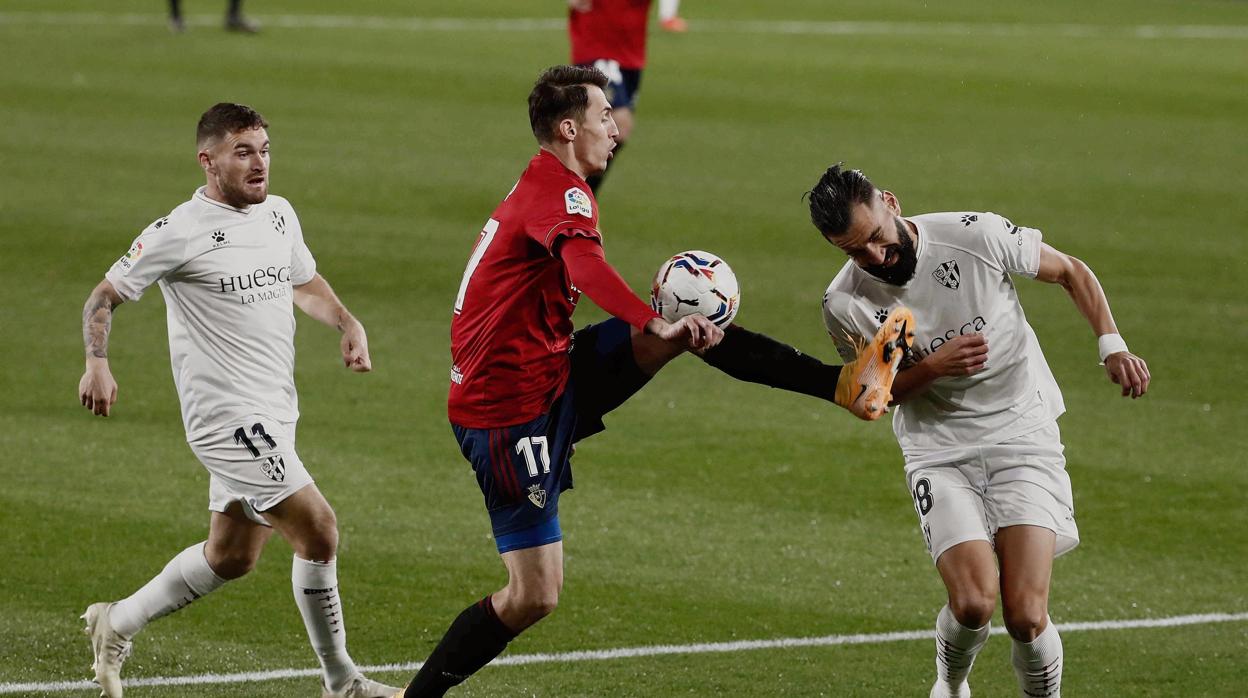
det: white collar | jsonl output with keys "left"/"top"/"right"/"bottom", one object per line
{"left": 194, "top": 186, "right": 256, "bottom": 214}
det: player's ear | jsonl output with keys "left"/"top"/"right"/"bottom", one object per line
{"left": 198, "top": 149, "right": 214, "bottom": 174}
{"left": 882, "top": 190, "right": 901, "bottom": 216}
{"left": 558, "top": 118, "right": 577, "bottom": 142}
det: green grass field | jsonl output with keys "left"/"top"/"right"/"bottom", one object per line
{"left": 2, "top": 1, "right": 1246, "bottom": 695}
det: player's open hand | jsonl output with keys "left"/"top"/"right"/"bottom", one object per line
{"left": 927, "top": 333, "right": 988, "bottom": 377}
{"left": 1104, "top": 351, "right": 1149, "bottom": 398}
{"left": 78, "top": 360, "right": 118, "bottom": 417}
{"left": 650, "top": 315, "right": 724, "bottom": 351}
{"left": 340, "top": 322, "right": 372, "bottom": 373}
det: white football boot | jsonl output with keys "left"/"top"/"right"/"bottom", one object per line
{"left": 81, "top": 603, "right": 131, "bottom": 698}
{"left": 322, "top": 673, "right": 402, "bottom": 698}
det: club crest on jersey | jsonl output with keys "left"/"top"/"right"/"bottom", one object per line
{"left": 527, "top": 484, "right": 547, "bottom": 509}
{"left": 565, "top": 187, "right": 593, "bottom": 218}
{"left": 260, "top": 455, "right": 286, "bottom": 483}
{"left": 932, "top": 260, "right": 961, "bottom": 290}
{"left": 270, "top": 210, "right": 286, "bottom": 235}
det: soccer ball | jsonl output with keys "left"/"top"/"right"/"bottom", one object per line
{"left": 650, "top": 250, "right": 740, "bottom": 328}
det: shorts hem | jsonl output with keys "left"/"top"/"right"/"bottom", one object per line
{"left": 931, "top": 533, "right": 992, "bottom": 565}
{"left": 495, "top": 516, "right": 562, "bottom": 554}
{"left": 995, "top": 518, "right": 1081, "bottom": 558}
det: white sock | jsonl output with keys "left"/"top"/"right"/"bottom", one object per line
{"left": 292, "top": 556, "right": 357, "bottom": 691}
{"left": 108, "top": 542, "right": 226, "bottom": 639}
{"left": 658, "top": 0, "right": 680, "bottom": 21}
{"left": 934, "top": 604, "right": 990, "bottom": 693}
{"left": 1011, "top": 618, "right": 1063, "bottom": 697}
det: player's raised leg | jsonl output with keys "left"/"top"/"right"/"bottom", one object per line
{"left": 931, "top": 541, "right": 998, "bottom": 698}
{"left": 263, "top": 484, "right": 398, "bottom": 698}
{"left": 404, "top": 543, "right": 560, "bottom": 697}
{"left": 684, "top": 306, "right": 914, "bottom": 421}
{"left": 997, "top": 525, "right": 1062, "bottom": 698}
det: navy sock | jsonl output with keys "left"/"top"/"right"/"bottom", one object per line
{"left": 405, "top": 596, "right": 516, "bottom": 697}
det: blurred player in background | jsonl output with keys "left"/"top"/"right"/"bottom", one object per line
{"left": 168, "top": 0, "right": 258, "bottom": 33}
{"left": 76, "top": 103, "right": 395, "bottom": 698}
{"left": 398, "top": 66, "right": 914, "bottom": 697}
{"left": 567, "top": 0, "right": 652, "bottom": 193}
{"left": 807, "top": 164, "right": 1150, "bottom": 698}
{"left": 658, "top": 0, "right": 688, "bottom": 32}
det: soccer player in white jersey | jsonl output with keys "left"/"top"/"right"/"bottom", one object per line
{"left": 76, "top": 103, "right": 397, "bottom": 698}
{"left": 806, "top": 164, "right": 1149, "bottom": 698}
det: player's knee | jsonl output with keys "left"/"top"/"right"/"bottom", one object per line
{"left": 515, "top": 587, "right": 560, "bottom": 624}
{"left": 948, "top": 592, "right": 996, "bottom": 628}
{"left": 1002, "top": 599, "right": 1048, "bottom": 641}
{"left": 208, "top": 547, "right": 260, "bottom": 580}
{"left": 295, "top": 511, "right": 339, "bottom": 561}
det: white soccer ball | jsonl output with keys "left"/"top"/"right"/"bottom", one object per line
{"left": 650, "top": 250, "right": 740, "bottom": 328}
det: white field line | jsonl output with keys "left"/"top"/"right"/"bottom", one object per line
{"left": 0, "top": 13, "right": 1246, "bottom": 40}
{"left": 3, "top": 611, "right": 1246, "bottom": 695}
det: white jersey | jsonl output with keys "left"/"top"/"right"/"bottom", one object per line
{"left": 822, "top": 212, "right": 1064, "bottom": 455}
{"left": 105, "top": 187, "right": 316, "bottom": 442}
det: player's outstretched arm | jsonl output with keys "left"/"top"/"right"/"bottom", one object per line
{"left": 558, "top": 236, "right": 723, "bottom": 351}
{"left": 292, "top": 273, "right": 372, "bottom": 373}
{"left": 1034, "top": 243, "right": 1149, "bottom": 398}
{"left": 79, "top": 279, "right": 124, "bottom": 416}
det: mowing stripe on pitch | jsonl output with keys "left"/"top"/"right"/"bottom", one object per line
{"left": 4, "top": 611, "right": 1245, "bottom": 695}
{"left": 0, "top": 13, "right": 1246, "bottom": 40}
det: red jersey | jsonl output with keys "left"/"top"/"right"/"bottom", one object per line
{"left": 449, "top": 151, "right": 602, "bottom": 428}
{"left": 569, "top": 0, "right": 651, "bottom": 70}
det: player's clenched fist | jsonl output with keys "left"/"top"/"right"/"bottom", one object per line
{"left": 1104, "top": 351, "right": 1149, "bottom": 398}
{"left": 340, "top": 322, "right": 372, "bottom": 373}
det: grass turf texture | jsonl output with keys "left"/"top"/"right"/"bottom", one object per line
{"left": 1, "top": 0, "right": 1246, "bottom": 695}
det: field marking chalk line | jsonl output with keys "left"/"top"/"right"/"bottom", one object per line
{"left": 3, "top": 611, "right": 1245, "bottom": 694}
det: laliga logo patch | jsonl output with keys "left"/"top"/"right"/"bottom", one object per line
{"left": 933, "top": 260, "right": 961, "bottom": 290}
{"left": 565, "top": 187, "right": 592, "bottom": 218}
{"left": 527, "top": 484, "right": 548, "bottom": 509}
{"left": 118, "top": 241, "right": 143, "bottom": 273}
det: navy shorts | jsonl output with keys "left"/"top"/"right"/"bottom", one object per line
{"left": 452, "top": 318, "right": 650, "bottom": 553}
{"left": 579, "top": 59, "right": 643, "bottom": 110}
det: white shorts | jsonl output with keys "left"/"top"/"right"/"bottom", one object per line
{"left": 189, "top": 417, "right": 314, "bottom": 526}
{"left": 904, "top": 421, "right": 1079, "bottom": 564}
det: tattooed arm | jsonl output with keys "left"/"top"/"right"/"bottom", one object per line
{"left": 79, "top": 279, "right": 125, "bottom": 416}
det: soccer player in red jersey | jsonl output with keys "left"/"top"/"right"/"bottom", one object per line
{"left": 567, "top": 0, "right": 652, "bottom": 193}
{"left": 399, "top": 66, "right": 915, "bottom": 697}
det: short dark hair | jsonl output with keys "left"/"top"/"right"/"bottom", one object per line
{"left": 196, "top": 103, "right": 268, "bottom": 148}
{"left": 528, "top": 65, "right": 609, "bottom": 144}
{"left": 805, "top": 164, "right": 877, "bottom": 238}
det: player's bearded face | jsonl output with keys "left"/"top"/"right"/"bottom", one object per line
{"left": 863, "top": 216, "right": 918, "bottom": 286}
{"left": 204, "top": 127, "right": 270, "bottom": 207}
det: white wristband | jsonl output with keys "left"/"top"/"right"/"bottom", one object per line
{"left": 1097, "top": 333, "right": 1128, "bottom": 364}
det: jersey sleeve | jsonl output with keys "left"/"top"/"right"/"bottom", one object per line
{"left": 525, "top": 184, "right": 601, "bottom": 256}
{"left": 821, "top": 289, "right": 866, "bottom": 364}
{"left": 285, "top": 204, "right": 317, "bottom": 285}
{"left": 977, "top": 212, "right": 1043, "bottom": 277}
{"left": 104, "top": 216, "right": 188, "bottom": 301}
